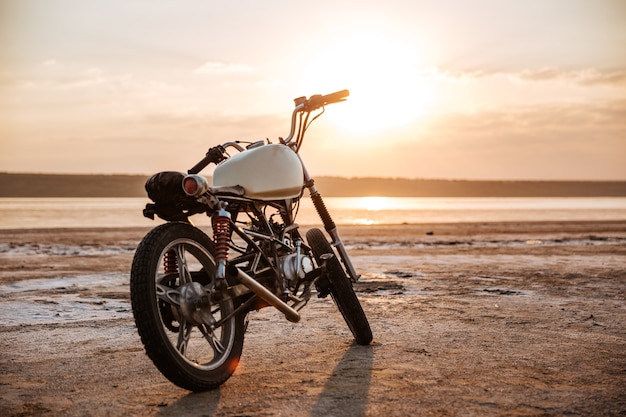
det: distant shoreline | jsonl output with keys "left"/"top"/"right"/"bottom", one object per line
{"left": 1, "top": 172, "right": 625, "bottom": 198}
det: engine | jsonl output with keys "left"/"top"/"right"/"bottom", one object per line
{"left": 279, "top": 251, "right": 314, "bottom": 284}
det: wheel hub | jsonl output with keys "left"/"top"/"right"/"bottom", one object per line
{"left": 179, "top": 282, "right": 215, "bottom": 326}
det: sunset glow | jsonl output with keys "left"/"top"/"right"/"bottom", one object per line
{"left": 360, "top": 197, "right": 392, "bottom": 211}
{"left": 297, "top": 31, "right": 435, "bottom": 133}
{"left": 1, "top": 0, "right": 624, "bottom": 180}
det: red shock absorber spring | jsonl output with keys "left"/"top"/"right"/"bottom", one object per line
{"left": 163, "top": 250, "right": 178, "bottom": 274}
{"left": 212, "top": 211, "right": 230, "bottom": 262}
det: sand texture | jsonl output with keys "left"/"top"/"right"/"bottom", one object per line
{"left": 1, "top": 221, "right": 625, "bottom": 416}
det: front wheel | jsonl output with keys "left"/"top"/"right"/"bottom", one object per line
{"left": 130, "top": 222, "right": 245, "bottom": 391}
{"left": 306, "top": 228, "right": 372, "bottom": 345}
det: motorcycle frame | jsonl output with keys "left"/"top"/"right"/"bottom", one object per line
{"left": 185, "top": 92, "right": 360, "bottom": 320}
{"left": 203, "top": 192, "right": 314, "bottom": 323}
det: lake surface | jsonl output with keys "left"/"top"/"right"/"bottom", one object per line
{"left": 1, "top": 197, "right": 626, "bottom": 229}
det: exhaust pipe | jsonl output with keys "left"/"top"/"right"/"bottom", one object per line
{"left": 230, "top": 266, "right": 301, "bottom": 323}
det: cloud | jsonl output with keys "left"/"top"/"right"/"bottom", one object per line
{"left": 571, "top": 69, "right": 626, "bottom": 87}
{"left": 395, "top": 99, "right": 623, "bottom": 166}
{"left": 430, "top": 66, "right": 626, "bottom": 87}
{"left": 41, "top": 60, "right": 61, "bottom": 68}
{"left": 193, "top": 61, "right": 255, "bottom": 75}
{"left": 379, "top": 99, "right": 626, "bottom": 180}
{"left": 517, "top": 67, "right": 626, "bottom": 86}
{"left": 3, "top": 61, "right": 107, "bottom": 90}
{"left": 3, "top": 61, "right": 185, "bottom": 112}
{"left": 424, "top": 99, "right": 626, "bottom": 138}
{"left": 517, "top": 67, "right": 562, "bottom": 81}
{"left": 420, "top": 67, "right": 492, "bottom": 81}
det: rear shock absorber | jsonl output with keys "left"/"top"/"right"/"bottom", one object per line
{"left": 163, "top": 250, "right": 178, "bottom": 274}
{"left": 212, "top": 202, "right": 231, "bottom": 280}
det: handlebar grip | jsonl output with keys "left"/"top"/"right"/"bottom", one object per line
{"left": 322, "top": 89, "right": 349, "bottom": 104}
{"left": 304, "top": 89, "right": 349, "bottom": 111}
{"left": 187, "top": 146, "right": 225, "bottom": 174}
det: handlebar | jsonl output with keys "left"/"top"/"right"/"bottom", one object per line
{"left": 283, "top": 89, "right": 349, "bottom": 143}
{"left": 303, "top": 89, "right": 349, "bottom": 112}
{"left": 187, "top": 145, "right": 226, "bottom": 174}
{"left": 188, "top": 90, "right": 348, "bottom": 173}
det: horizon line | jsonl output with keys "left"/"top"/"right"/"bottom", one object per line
{"left": 1, "top": 171, "right": 625, "bottom": 183}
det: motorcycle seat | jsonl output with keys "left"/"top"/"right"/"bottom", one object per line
{"left": 208, "top": 185, "right": 246, "bottom": 197}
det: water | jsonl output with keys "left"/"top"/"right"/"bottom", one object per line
{"left": 1, "top": 196, "right": 625, "bottom": 229}
{"left": 1, "top": 196, "right": 625, "bottom": 326}
{"left": 0, "top": 273, "right": 131, "bottom": 325}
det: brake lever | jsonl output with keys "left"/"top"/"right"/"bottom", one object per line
{"left": 303, "top": 95, "right": 323, "bottom": 112}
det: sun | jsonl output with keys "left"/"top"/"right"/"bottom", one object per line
{"left": 296, "top": 31, "right": 435, "bottom": 133}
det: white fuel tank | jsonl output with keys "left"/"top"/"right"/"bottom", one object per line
{"left": 212, "top": 144, "right": 304, "bottom": 200}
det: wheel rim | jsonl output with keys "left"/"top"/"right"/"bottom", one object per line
{"left": 154, "top": 238, "right": 236, "bottom": 371}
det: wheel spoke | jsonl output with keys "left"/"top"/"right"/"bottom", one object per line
{"left": 175, "top": 245, "right": 193, "bottom": 284}
{"left": 177, "top": 319, "right": 192, "bottom": 355}
{"left": 199, "top": 323, "right": 226, "bottom": 355}
{"left": 156, "top": 282, "right": 181, "bottom": 306}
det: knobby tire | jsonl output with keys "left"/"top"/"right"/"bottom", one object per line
{"left": 130, "top": 222, "right": 245, "bottom": 392}
{"left": 306, "top": 228, "right": 373, "bottom": 345}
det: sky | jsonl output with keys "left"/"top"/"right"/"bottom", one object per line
{"left": 1, "top": 0, "right": 625, "bottom": 180}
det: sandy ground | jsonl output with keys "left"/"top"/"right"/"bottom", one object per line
{"left": 0, "top": 221, "right": 625, "bottom": 417}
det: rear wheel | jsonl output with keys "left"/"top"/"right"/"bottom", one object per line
{"left": 306, "top": 228, "right": 372, "bottom": 345}
{"left": 130, "top": 222, "right": 245, "bottom": 391}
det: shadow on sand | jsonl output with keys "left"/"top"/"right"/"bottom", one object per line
{"left": 310, "top": 343, "right": 374, "bottom": 417}
{"left": 156, "top": 389, "right": 220, "bottom": 417}
{"left": 156, "top": 343, "right": 374, "bottom": 416}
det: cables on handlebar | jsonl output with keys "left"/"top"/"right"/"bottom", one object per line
{"left": 185, "top": 91, "right": 347, "bottom": 175}
{"left": 297, "top": 108, "right": 324, "bottom": 152}
{"left": 296, "top": 112, "right": 308, "bottom": 152}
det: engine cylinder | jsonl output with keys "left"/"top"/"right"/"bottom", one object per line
{"left": 281, "top": 253, "right": 314, "bottom": 283}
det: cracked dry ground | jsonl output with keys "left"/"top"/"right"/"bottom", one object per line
{"left": 1, "top": 221, "right": 625, "bottom": 416}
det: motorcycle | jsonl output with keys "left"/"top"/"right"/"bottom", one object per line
{"left": 130, "top": 89, "right": 372, "bottom": 392}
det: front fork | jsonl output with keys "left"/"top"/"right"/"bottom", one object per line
{"left": 301, "top": 161, "right": 359, "bottom": 282}
{"left": 326, "top": 225, "right": 359, "bottom": 282}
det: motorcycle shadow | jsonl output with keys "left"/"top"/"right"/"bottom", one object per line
{"left": 155, "top": 389, "right": 220, "bottom": 417}
{"left": 155, "top": 343, "right": 374, "bottom": 417}
{"left": 310, "top": 343, "right": 375, "bottom": 417}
